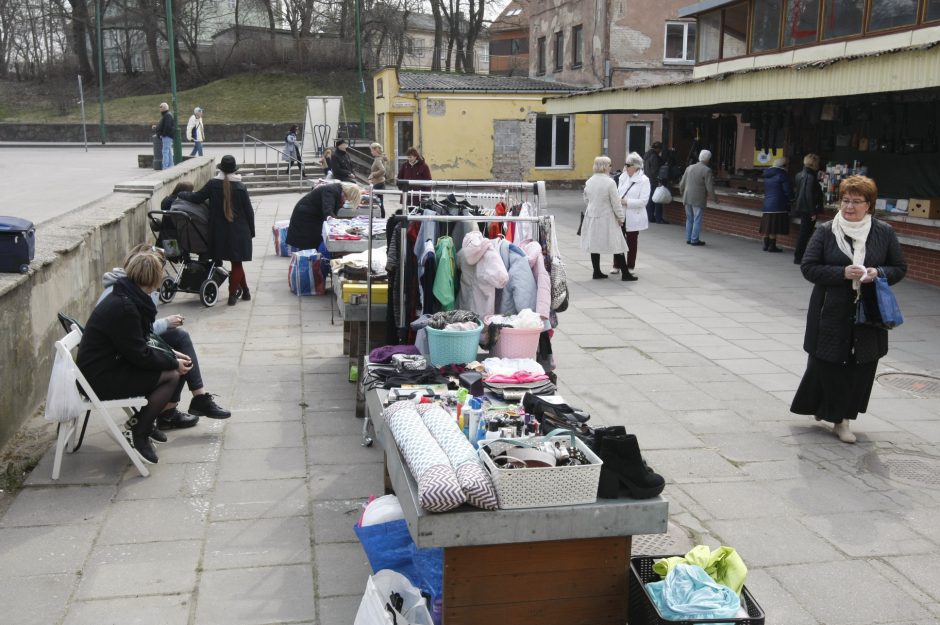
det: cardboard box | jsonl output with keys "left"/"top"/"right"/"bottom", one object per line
{"left": 909, "top": 198, "right": 940, "bottom": 219}
{"left": 342, "top": 281, "right": 388, "bottom": 304}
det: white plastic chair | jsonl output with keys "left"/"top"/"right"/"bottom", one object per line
{"left": 52, "top": 327, "right": 151, "bottom": 479}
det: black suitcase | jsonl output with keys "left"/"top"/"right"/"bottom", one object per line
{"left": 0, "top": 216, "right": 36, "bottom": 274}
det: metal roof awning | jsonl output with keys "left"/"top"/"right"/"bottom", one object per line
{"left": 677, "top": 0, "right": 737, "bottom": 18}
{"left": 544, "top": 43, "right": 940, "bottom": 115}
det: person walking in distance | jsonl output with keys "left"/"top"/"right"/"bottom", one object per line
{"left": 678, "top": 149, "right": 718, "bottom": 246}
{"left": 156, "top": 102, "right": 175, "bottom": 170}
{"left": 793, "top": 154, "right": 825, "bottom": 264}
{"left": 643, "top": 142, "right": 667, "bottom": 224}
{"left": 186, "top": 107, "right": 205, "bottom": 157}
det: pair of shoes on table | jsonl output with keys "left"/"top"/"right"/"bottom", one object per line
{"left": 592, "top": 426, "right": 665, "bottom": 499}
{"left": 189, "top": 393, "right": 232, "bottom": 419}
{"left": 522, "top": 393, "right": 591, "bottom": 434}
{"left": 157, "top": 408, "right": 199, "bottom": 430}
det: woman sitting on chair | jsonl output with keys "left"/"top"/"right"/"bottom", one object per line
{"left": 77, "top": 251, "right": 192, "bottom": 464}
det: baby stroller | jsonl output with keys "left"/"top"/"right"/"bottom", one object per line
{"left": 148, "top": 202, "right": 234, "bottom": 307}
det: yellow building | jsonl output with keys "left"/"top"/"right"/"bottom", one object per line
{"left": 373, "top": 67, "right": 600, "bottom": 183}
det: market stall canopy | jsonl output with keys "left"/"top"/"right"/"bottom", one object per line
{"left": 543, "top": 42, "right": 940, "bottom": 115}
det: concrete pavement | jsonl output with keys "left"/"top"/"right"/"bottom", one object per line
{"left": 2, "top": 189, "right": 940, "bottom": 624}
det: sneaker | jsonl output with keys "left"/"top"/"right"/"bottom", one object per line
{"left": 131, "top": 433, "right": 159, "bottom": 464}
{"left": 157, "top": 408, "right": 200, "bottom": 430}
{"left": 609, "top": 268, "right": 621, "bottom": 275}
{"left": 189, "top": 393, "right": 232, "bottom": 419}
{"left": 150, "top": 428, "right": 168, "bottom": 444}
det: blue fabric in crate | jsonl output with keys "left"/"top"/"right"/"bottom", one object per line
{"left": 646, "top": 563, "right": 741, "bottom": 621}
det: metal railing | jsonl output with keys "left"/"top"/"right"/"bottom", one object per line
{"left": 241, "top": 134, "right": 306, "bottom": 188}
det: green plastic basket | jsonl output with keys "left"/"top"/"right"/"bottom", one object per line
{"left": 426, "top": 321, "right": 483, "bottom": 367}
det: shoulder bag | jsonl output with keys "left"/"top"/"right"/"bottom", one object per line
{"left": 856, "top": 268, "right": 903, "bottom": 329}
{"left": 548, "top": 217, "right": 569, "bottom": 312}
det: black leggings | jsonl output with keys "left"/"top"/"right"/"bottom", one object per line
{"left": 131, "top": 370, "right": 180, "bottom": 436}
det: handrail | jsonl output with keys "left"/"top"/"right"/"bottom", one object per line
{"left": 241, "top": 133, "right": 305, "bottom": 187}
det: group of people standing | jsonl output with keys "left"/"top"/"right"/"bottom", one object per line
{"left": 155, "top": 104, "right": 206, "bottom": 170}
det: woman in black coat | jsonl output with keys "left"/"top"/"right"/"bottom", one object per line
{"left": 77, "top": 251, "right": 192, "bottom": 464}
{"left": 286, "top": 182, "right": 362, "bottom": 251}
{"left": 179, "top": 155, "right": 255, "bottom": 306}
{"left": 790, "top": 175, "right": 906, "bottom": 443}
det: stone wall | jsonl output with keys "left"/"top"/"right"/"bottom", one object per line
{"left": 0, "top": 157, "right": 216, "bottom": 450}
{"left": 0, "top": 122, "right": 375, "bottom": 144}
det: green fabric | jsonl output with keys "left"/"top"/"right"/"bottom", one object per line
{"left": 652, "top": 545, "right": 747, "bottom": 594}
{"left": 432, "top": 237, "right": 456, "bottom": 311}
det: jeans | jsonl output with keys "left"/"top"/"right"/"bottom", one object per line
{"left": 159, "top": 327, "right": 204, "bottom": 401}
{"left": 647, "top": 193, "right": 664, "bottom": 223}
{"left": 161, "top": 136, "right": 173, "bottom": 169}
{"left": 190, "top": 141, "right": 203, "bottom": 156}
{"left": 685, "top": 204, "right": 704, "bottom": 243}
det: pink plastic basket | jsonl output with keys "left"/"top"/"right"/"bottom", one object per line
{"left": 492, "top": 325, "right": 541, "bottom": 359}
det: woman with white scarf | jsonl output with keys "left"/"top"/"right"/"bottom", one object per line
{"left": 613, "top": 152, "right": 651, "bottom": 281}
{"left": 790, "top": 176, "right": 906, "bottom": 442}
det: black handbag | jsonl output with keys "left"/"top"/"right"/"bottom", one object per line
{"left": 577, "top": 212, "right": 584, "bottom": 236}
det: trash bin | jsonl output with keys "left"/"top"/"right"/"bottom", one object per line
{"left": 0, "top": 216, "right": 36, "bottom": 274}
{"left": 153, "top": 133, "right": 162, "bottom": 170}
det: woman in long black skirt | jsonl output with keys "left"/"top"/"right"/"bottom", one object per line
{"left": 790, "top": 175, "right": 906, "bottom": 442}
{"left": 760, "top": 157, "right": 792, "bottom": 252}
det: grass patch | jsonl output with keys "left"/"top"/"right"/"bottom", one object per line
{"left": 0, "top": 71, "right": 373, "bottom": 124}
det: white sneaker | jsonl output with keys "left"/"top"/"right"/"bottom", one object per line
{"left": 610, "top": 268, "right": 620, "bottom": 274}
{"left": 833, "top": 420, "right": 856, "bottom": 443}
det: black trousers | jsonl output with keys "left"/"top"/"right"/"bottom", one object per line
{"left": 793, "top": 215, "right": 816, "bottom": 262}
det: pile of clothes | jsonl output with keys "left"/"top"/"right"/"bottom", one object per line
{"left": 322, "top": 216, "right": 388, "bottom": 242}
{"left": 647, "top": 546, "right": 751, "bottom": 621}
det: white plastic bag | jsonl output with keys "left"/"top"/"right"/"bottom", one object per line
{"left": 361, "top": 495, "right": 405, "bottom": 527}
{"left": 652, "top": 185, "right": 673, "bottom": 205}
{"left": 354, "top": 570, "right": 434, "bottom": 625}
{"left": 44, "top": 351, "right": 85, "bottom": 423}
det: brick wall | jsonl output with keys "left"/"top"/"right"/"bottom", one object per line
{"left": 663, "top": 202, "right": 940, "bottom": 287}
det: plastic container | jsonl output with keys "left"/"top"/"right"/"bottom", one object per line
{"left": 628, "top": 555, "right": 766, "bottom": 625}
{"left": 425, "top": 321, "right": 483, "bottom": 367}
{"left": 485, "top": 316, "right": 541, "bottom": 359}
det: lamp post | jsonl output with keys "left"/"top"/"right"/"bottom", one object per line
{"left": 165, "top": 0, "right": 182, "bottom": 164}
{"left": 95, "top": 0, "right": 107, "bottom": 143}
{"left": 354, "top": 0, "right": 365, "bottom": 138}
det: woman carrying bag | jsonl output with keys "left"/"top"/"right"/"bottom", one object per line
{"left": 580, "top": 156, "right": 630, "bottom": 280}
{"left": 790, "top": 175, "right": 906, "bottom": 443}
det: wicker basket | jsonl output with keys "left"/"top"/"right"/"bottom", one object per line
{"left": 489, "top": 324, "right": 541, "bottom": 359}
{"left": 478, "top": 434, "right": 602, "bottom": 509}
{"left": 426, "top": 321, "right": 483, "bottom": 367}
{"left": 629, "top": 555, "right": 766, "bottom": 625}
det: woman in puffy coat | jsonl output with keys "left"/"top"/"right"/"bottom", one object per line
{"left": 282, "top": 125, "right": 303, "bottom": 177}
{"left": 580, "top": 156, "right": 630, "bottom": 280}
{"left": 616, "top": 152, "right": 651, "bottom": 281}
{"left": 760, "top": 157, "right": 792, "bottom": 253}
{"left": 286, "top": 182, "right": 362, "bottom": 251}
{"left": 178, "top": 155, "right": 255, "bottom": 306}
{"left": 790, "top": 175, "right": 906, "bottom": 443}
{"left": 457, "top": 231, "right": 508, "bottom": 317}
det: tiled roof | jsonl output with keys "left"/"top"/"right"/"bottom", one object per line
{"left": 398, "top": 72, "right": 584, "bottom": 93}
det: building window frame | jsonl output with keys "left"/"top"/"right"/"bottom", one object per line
{"left": 663, "top": 20, "right": 696, "bottom": 64}
{"left": 572, "top": 24, "right": 583, "bottom": 67}
{"left": 536, "top": 36, "right": 546, "bottom": 75}
{"left": 553, "top": 31, "right": 564, "bottom": 71}
{"left": 535, "top": 114, "right": 573, "bottom": 169}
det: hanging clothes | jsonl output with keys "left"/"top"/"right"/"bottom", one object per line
{"left": 432, "top": 236, "right": 457, "bottom": 311}
{"left": 523, "top": 240, "right": 551, "bottom": 320}
{"left": 496, "top": 239, "right": 537, "bottom": 317}
{"left": 420, "top": 246, "right": 437, "bottom": 315}
{"left": 488, "top": 202, "right": 507, "bottom": 239}
{"left": 514, "top": 202, "right": 535, "bottom": 243}
{"left": 457, "top": 231, "right": 508, "bottom": 318}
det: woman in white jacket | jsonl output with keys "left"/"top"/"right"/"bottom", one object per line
{"left": 615, "top": 152, "right": 651, "bottom": 281}
{"left": 580, "top": 156, "right": 630, "bottom": 280}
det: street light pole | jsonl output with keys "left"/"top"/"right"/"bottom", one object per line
{"left": 95, "top": 0, "right": 107, "bottom": 143}
{"left": 165, "top": 0, "right": 182, "bottom": 164}
{"left": 354, "top": 0, "right": 365, "bottom": 139}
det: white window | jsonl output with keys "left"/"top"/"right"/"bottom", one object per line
{"left": 664, "top": 21, "right": 696, "bottom": 64}
{"left": 535, "top": 115, "right": 572, "bottom": 168}
{"left": 506, "top": 7, "right": 522, "bottom": 16}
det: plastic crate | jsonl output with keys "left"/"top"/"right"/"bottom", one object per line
{"left": 487, "top": 320, "right": 541, "bottom": 359}
{"left": 426, "top": 321, "right": 483, "bottom": 367}
{"left": 629, "top": 555, "right": 765, "bottom": 625}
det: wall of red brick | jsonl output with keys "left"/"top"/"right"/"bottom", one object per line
{"left": 662, "top": 203, "right": 940, "bottom": 287}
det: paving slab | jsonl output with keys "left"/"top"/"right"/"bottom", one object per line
{"left": 63, "top": 594, "right": 192, "bottom": 625}
{"left": 76, "top": 539, "right": 202, "bottom": 599}
{"left": 204, "top": 516, "right": 312, "bottom": 569}
{"left": 195, "top": 564, "right": 316, "bottom": 625}
{"left": 98, "top": 498, "right": 209, "bottom": 544}
{"left": 0, "top": 485, "right": 115, "bottom": 527}
{"left": 0, "top": 572, "right": 76, "bottom": 625}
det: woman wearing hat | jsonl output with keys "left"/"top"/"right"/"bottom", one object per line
{"left": 179, "top": 155, "right": 256, "bottom": 306}
{"left": 329, "top": 139, "right": 356, "bottom": 182}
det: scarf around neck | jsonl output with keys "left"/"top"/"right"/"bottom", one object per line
{"left": 830, "top": 211, "right": 872, "bottom": 294}
{"left": 113, "top": 277, "right": 158, "bottom": 333}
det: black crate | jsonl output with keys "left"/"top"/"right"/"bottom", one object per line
{"left": 629, "top": 555, "right": 765, "bottom": 625}
{"left": 0, "top": 216, "right": 35, "bottom": 274}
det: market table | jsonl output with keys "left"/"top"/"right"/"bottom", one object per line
{"left": 335, "top": 284, "right": 387, "bottom": 416}
{"left": 365, "top": 389, "right": 669, "bottom": 625}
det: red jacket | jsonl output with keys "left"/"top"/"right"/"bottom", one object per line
{"left": 397, "top": 158, "right": 432, "bottom": 183}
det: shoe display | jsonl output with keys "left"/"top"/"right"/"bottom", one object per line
{"left": 833, "top": 420, "right": 856, "bottom": 443}
{"left": 595, "top": 434, "right": 665, "bottom": 499}
{"left": 157, "top": 408, "right": 200, "bottom": 430}
{"left": 522, "top": 393, "right": 591, "bottom": 435}
{"left": 132, "top": 433, "right": 159, "bottom": 464}
{"left": 189, "top": 393, "right": 232, "bottom": 419}
{"left": 690, "top": 240, "right": 706, "bottom": 246}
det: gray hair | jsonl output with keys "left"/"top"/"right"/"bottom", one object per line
{"left": 593, "top": 156, "right": 612, "bottom": 174}
{"left": 698, "top": 149, "right": 712, "bottom": 163}
{"left": 625, "top": 152, "right": 644, "bottom": 169}
{"left": 194, "top": 107, "right": 203, "bottom": 114}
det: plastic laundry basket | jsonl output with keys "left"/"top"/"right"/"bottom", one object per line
{"left": 491, "top": 325, "right": 541, "bottom": 359}
{"left": 426, "top": 321, "right": 483, "bottom": 367}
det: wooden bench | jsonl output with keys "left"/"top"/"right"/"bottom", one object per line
{"left": 366, "top": 389, "right": 669, "bottom": 625}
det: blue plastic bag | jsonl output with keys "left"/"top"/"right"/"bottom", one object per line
{"left": 353, "top": 519, "right": 443, "bottom": 603}
{"left": 857, "top": 268, "right": 903, "bottom": 329}
{"left": 646, "top": 563, "right": 741, "bottom": 621}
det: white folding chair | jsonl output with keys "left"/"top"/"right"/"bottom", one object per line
{"left": 52, "top": 327, "right": 151, "bottom": 479}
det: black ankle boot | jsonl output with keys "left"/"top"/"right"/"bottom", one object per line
{"left": 621, "top": 270, "right": 638, "bottom": 282}
{"left": 240, "top": 286, "right": 251, "bottom": 301}
{"left": 591, "top": 426, "right": 626, "bottom": 454}
{"left": 592, "top": 271, "right": 608, "bottom": 280}
{"left": 131, "top": 431, "right": 159, "bottom": 464}
{"left": 762, "top": 237, "right": 771, "bottom": 251}
{"left": 596, "top": 434, "right": 664, "bottom": 499}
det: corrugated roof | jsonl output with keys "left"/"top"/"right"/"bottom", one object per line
{"left": 399, "top": 71, "right": 583, "bottom": 93}
{"left": 678, "top": 0, "right": 738, "bottom": 18}
{"left": 544, "top": 42, "right": 940, "bottom": 113}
